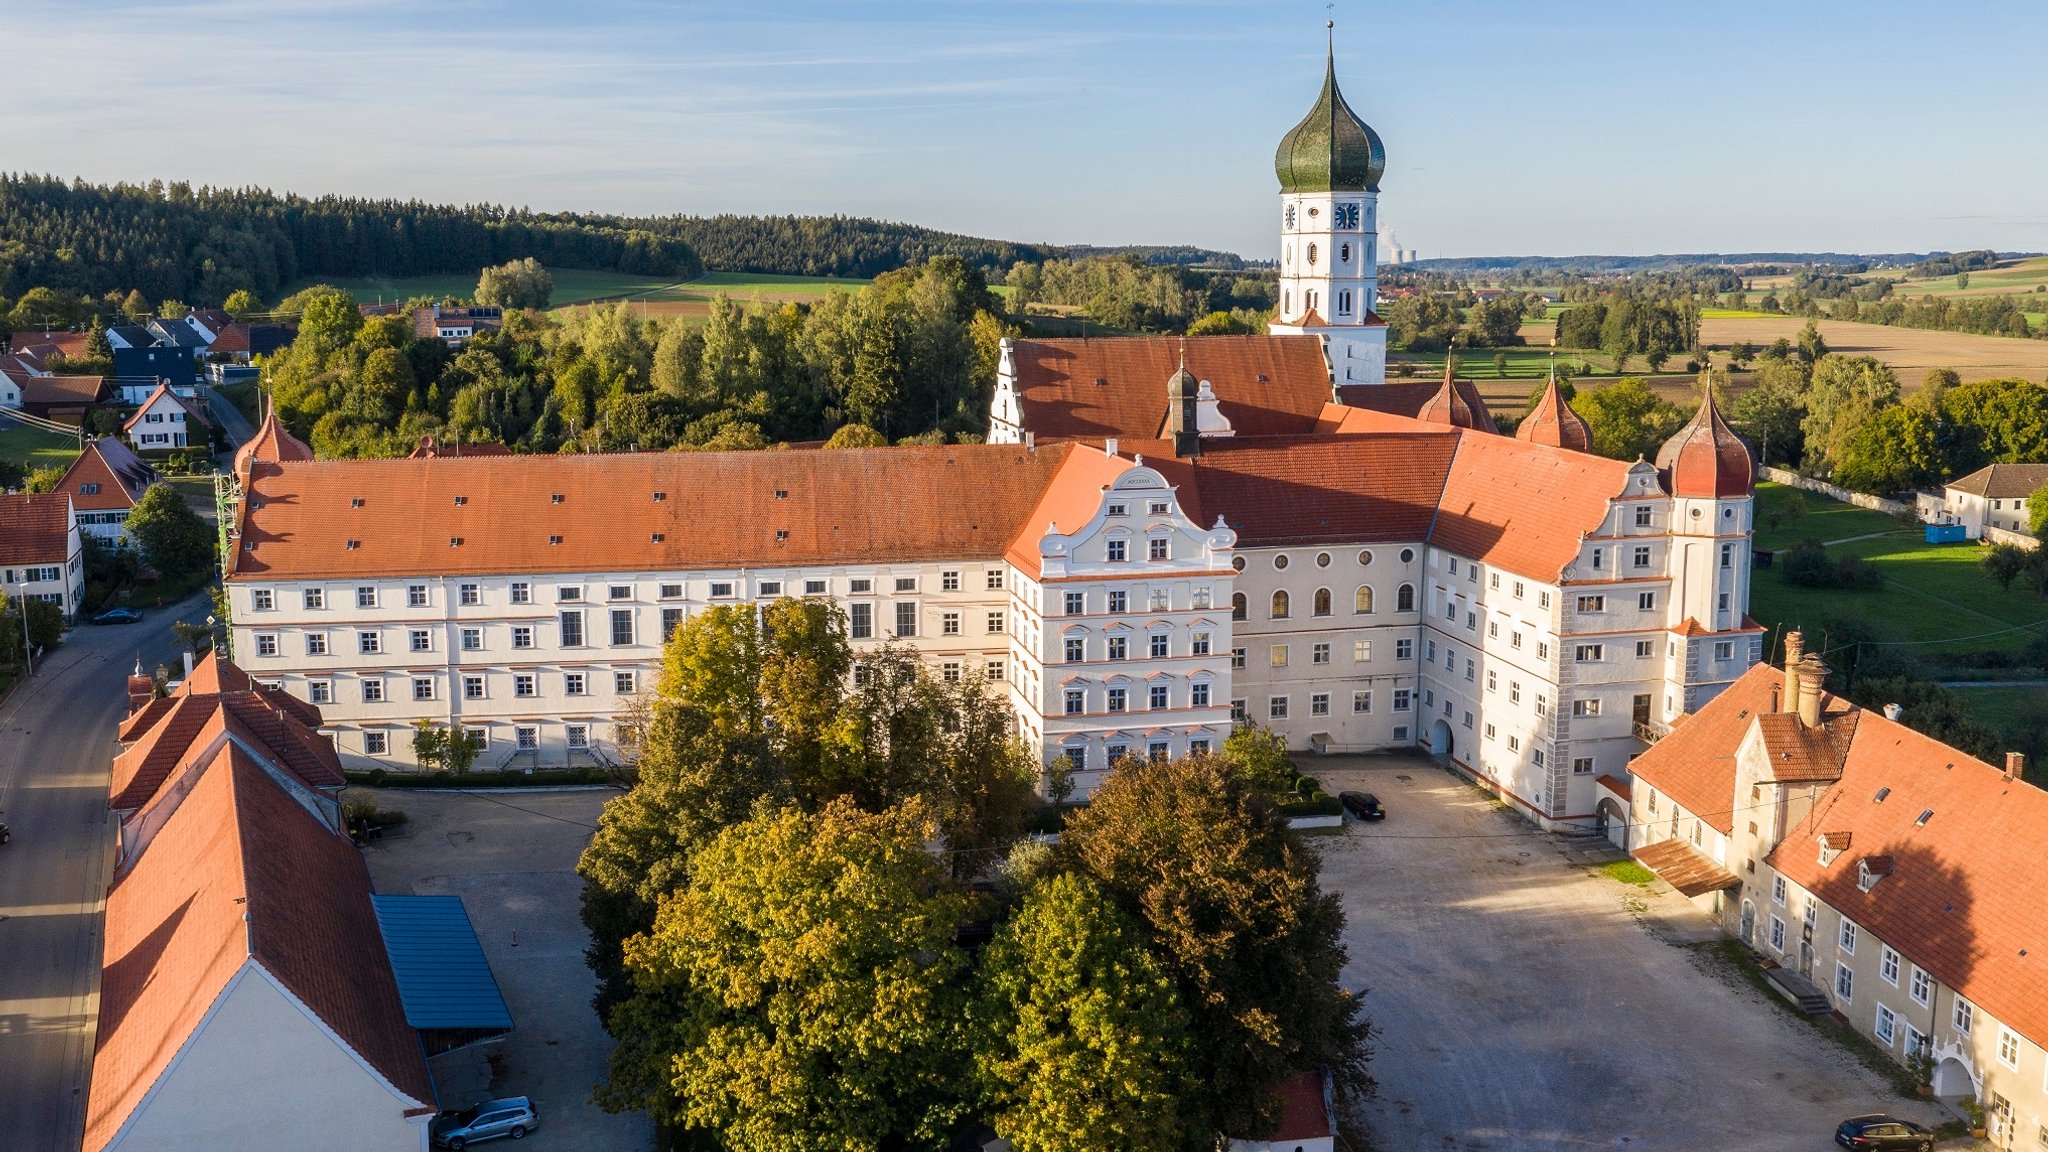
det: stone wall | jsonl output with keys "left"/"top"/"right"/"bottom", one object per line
{"left": 1758, "top": 466, "right": 1913, "bottom": 517}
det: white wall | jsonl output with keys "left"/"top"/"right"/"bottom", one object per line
{"left": 107, "top": 966, "right": 426, "bottom": 1152}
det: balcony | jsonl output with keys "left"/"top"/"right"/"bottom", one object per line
{"left": 1633, "top": 718, "right": 1670, "bottom": 745}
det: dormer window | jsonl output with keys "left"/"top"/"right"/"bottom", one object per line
{"left": 1856, "top": 858, "right": 1893, "bottom": 892}
{"left": 550, "top": 493, "right": 564, "bottom": 504}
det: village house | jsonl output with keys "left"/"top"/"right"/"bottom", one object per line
{"left": 0, "top": 490, "right": 86, "bottom": 618}
{"left": 1929, "top": 462, "right": 2048, "bottom": 543}
{"left": 413, "top": 304, "right": 503, "bottom": 346}
{"left": 123, "top": 382, "right": 209, "bottom": 450}
{"left": 1626, "top": 635, "right": 2048, "bottom": 1145}
{"left": 55, "top": 437, "right": 160, "bottom": 543}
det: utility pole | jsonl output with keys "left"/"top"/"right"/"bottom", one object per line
{"left": 15, "top": 583, "right": 32, "bottom": 676}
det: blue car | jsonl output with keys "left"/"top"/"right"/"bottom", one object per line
{"left": 91, "top": 607, "right": 142, "bottom": 625}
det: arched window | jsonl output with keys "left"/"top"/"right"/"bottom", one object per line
{"left": 1231, "top": 592, "right": 1247, "bottom": 622}
{"left": 1312, "top": 588, "right": 1332, "bottom": 617}
{"left": 1354, "top": 585, "right": 1375, "bottom": 614}
{"left": 1307, "top": 242, "right": 1318, "bottom": 265}
{"left": 1270, "top": 590, "right": 1290, "bottom": 619}
{"left": 1396, "top": 583, "right": 1416, "bottom": 612}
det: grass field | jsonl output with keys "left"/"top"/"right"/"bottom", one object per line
{"left": 0, "top": 419, "right": 82, "bottom": 471}
{"left": 1948, "top": 684, "right": 2048, "bottom": 730}
{"left": 1700, "top": 315, "right": 2048, "bottom": 385}
{"left": 1884, "top": 255, "right": 2048, "bottom": 299}
{"left": 300, "top": 268, "right": 689, "bottom": 308}
{"left": 1746, "top": 484, "right": 2048, "bottom": 657}
{"left": 578, "top": 270, "right": 870, "bottom": 321}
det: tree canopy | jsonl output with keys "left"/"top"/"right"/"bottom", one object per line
{"left": 474, "top": 257, "right": 554, "bottom": 310}
{"left": 124, "top": 483, "right": 214, "bottom": 579}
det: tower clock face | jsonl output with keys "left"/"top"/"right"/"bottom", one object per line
{"left": 1335, "top": 203, "right": 1360, "bottom": 230}
{"left": 1285, "top": 205, "right": 1297, "bottom": 229}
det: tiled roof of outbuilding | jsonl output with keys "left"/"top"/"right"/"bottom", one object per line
{"left": 1009, "top": 335, "right": 1332, "bottom": 442}
{"left": 1945, "top": 462, "right": 2048, "bottom": 500}
{"left": 0, "top": 492, "right": 73, "bottom": 566}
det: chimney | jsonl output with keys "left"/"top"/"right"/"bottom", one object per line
{"left": 1795, "top": 656, "right": 1826, "bottom": 729}
{"left": 1105, "top": 438, "right": 1118, "bottom": 458}
{"left": 182, "top": 650, "right": 195, "bottom": 679}
{"left": 2007, "top": 752, "right": 2026, "bottom": 783}
{"left": 1781, "top": 631, "right": 1804, "bottom": 710}
{"left": 1883, "top": 703, "right": 1902, "bottom": 722}
{"left": 1024, "top": 431, "right": 1035, "bottom": 451}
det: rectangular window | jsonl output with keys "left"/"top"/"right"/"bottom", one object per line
{"left": 1634, "top": 639, "right": 1654, "bottom": 659}
{"left": 1720, "top": 544, "right": 1733, "bottom": 569}
{"left": 657, "top": 607, "right": 684, "bottom": 643}
{"left": 1231, "top": 647, "right": 1246, "bottom": 669}
{"left": 987, "top": 611, "right": 1006, "bottom": 634}
{"left": 300, "top": 587, "right": 325, "bottom": 610}
{"left": 985, "top": 660, "right": 1005, "bottom": 681}
{"left": 462, "top": 675, "right": 485, "bottom": 700}
{"left": 1875, "top": 1004, "right": 1896, "bottom": 1046}
{"left": 1064, "top": 689, "right": 1084, "bottom": 716}
{"left": 1191, "top": 681, "right": 1210, "bottom": 707}
{"left": 1769, "top": 916, "right": 1786, "bottom": 951}
{"left": 709, "top": 581, "right": 734, "bottom": 598}
{"left": 409, "top": 628, "right": 431, "bottom": 653}
{"left": 1833, "top": 963, "right": 1852, "bottom": 1003}
{"left": 1634, "top": 505, "right": 1652, "bottom": 527}
{"left": 557, "top": 586, "right": 583, "bottom": 602}
{"left": 895, "top": 602, "right": 917, "bottom": 637}
{"left": 986, "top": 569, "right": 1004, "bottom": 590}
{"left": 364, "top": 731, "right": 388, "bottom": 755}
{"left": 850, "top": 603, "right": 874, "bottom": 639}
{"left": 1150, "top": 684, "right": 1169, "bottom": 709}
{"left": 893, "top": 577, "right": 917, "bottom": 593}
{"left": 1269, "top": 695, "right": 1289, "bottom": 720}
{"left": 1638, "top": 591, "right": 1656, "bottom": 611}
{"left": 802, "top": 580, "right": 825, "bottom": 596}
{"left": 461, "top": 627, "right": 482, "bottom": 651}
{"left": 1577, "top": 595, "right": 1604, "bottom": 612}
{"left": 358, "top": 631, "right": 381, "bottom": 654}
{"left": 1192, "top": 631, "right": 1211, "bottom": 656}
{"left": 1539, "top": 592, "right": 1551, "bottom": 609}
{"left": 1997, "top": 1029, "right": 2019, "bottom": 1069}
{"left": 611, "top": 610, "right": 636, "bottom": 647}
{"left": 411, "top": 677, "right": 434, "bottom": 702}
{"left": 1353, "top": 639, "right": 1372, "bottom": 662}
{"left": 615, "top": 671, "right": 637, "bottom": 694}
{"left": 308, "top": 680, "right": 332, "bottom": 705}
{"left": 1064, "top": 591, "right": 1085, "bottom": 615}
{"left": 1108, "top": 636, "right": 1129, "bottom": 661}
{"left": 1107, "top": 687, "right": 1127, "bottom": 713}
{"left": 516, "top": 726, "right": 539, "bottom": 750}
{"left": 1510, "top": 681, "right": 1522, "bottom": 704}
{"left": 1396, "top": 639, "right": 1413, "bottom": 660}
{"left": 1952, "top": 998, "right": 1972, "bottom": 1036}
{"left": 1633, "top": 546, "right": 1652, "bottom": 569}
{"left": 249, "top": 588, "right": 275, "bottom": 611}
{"left": 1108, "top": 590, "right": 1128, "bottom": 613}
{"left": 1573, "top": 698, "right": 1600, "bottom": 717}
{"left": 1149, "top": 537, "right": 1169, "bottom": 561}
{"left": 1231, "top": 699, "right": 1247, "bottom": 721}
{"left": 510, "top": 582, "right": 531, "bottom": 604}
{"left": 361, "top": 678, "right": 385, "bottom": 703}
{"left": 941, "top": 570, "right": 960, "bottom": 592}
{"left": 1572, "top": 756, "right": 1595, "bottom": 775}
{"left": 1393, "top": 689, "right": 1412, "bottom": 712}
{"left": 255, "top": 633, "right": 278, "bottom": 657}
{"left": 757, "top": 581, "right": 782, "bottom": 597}
{"left": 1839, "top": 921, "right": 1858, "bottom": 954}
{"left": 942, "top": 612, "right": 962, "bottom": 636}
{"left": 1270, "top": 645, "right": 1288, "bottom": 668}
{"left": 512, "top": 625, "right": 534, "bottom": 650}
{"left": 408, "top": 584, "right": 428, "bottom": 608}
{"left": 1575, "top": 644, "right": 1604, "bottom": 663}
{"left": 1910, "top": 966, "right": 1931, "bottom": 1006}
{"left": 514, "top": 674, "right": 536, "bottom": 698}
{"left": 1310, "top": 692, "right": 1330, "bottom": 716}
{"left": 459, "top": 583, "right": 480, "bottom": 606}
{"left": 560, "top": 611, "right": 585, "bottom": 647}
{"left": 356, "top": 586, "right": 376, "bottom": 609}
{"left": 1714, "top": 641, "right": 1734, "bottom": 661}
{"left": 1147, "top": 633, "right": 1167, "bottom": 658}
{"left": 1312, "top": 642, "right": 1331, "bottom": 665}
{"left": 1353, "top": 690, "right": 1372, "bottom": 714}
{"left": 1106, "top": 539, "right": 1127, "bottom": 562}
{"left": 1065, "top": 637, "right": 1085, "bottom": 662}
{"left": 565, "top": 672, "right": 587, "bottom": 696}
{"left": 850, "top": 578, "right": 873, "bottom": 594}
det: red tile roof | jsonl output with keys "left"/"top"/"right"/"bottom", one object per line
{"left": 0, "top": 491, "right": 74, "bottom": 567}
{"left": 20, "top": 373, "right": 108, "bottom": 408}
{"left": 230, "top": 445, "right": 1080, "bottom": 581}
{"left": 1149, "top": 432, "right": 1460, "bottom": 549}
{"left": 233, "top": 407, "right": 314, "bottom": 473}
{"left": 1009, "top": 336, "right": 1332, "bottom": 441}
{"left": 1770, "top": 718, "right": 2048, "bottom": 1050}
{"left": 1656, "top": 390, "right": 1753, "bottom": 497}
{"left": 57, "top": 438, "right": 157, "bottom": 511}
{"left": 1428, "top": 431, "right": 1634, "bottom": 581}
{"left": 87, "top": 752, "right": 432, "bottom": 1151}
{"left": 112, "top": 653, "right": 337, "bottom": 811}
{"left": 1945, "top": 462, "right": 2048, "bottom": 501}
{"left": 408, "top": 436, "right": 512, "bottom": 458}
{"left": 1516, "top": 378, "right": 1592, "bottom": 452}
{"left": 9, "top": 329, "right": 87, "bottom": 358}
{"left": 1413, "top": 365, "right": 1500, "bottom": 433}
{"left": 1267, "top": 1070, "right": 1336, "bottom": 1141}
{"left": 122, "top": 382, "right": 208, "bottom": 433}
{"left": 1333, "top": 380, "right": 1495, "bottom": 423}
{"left": 1755, "top": 710, "right": 1860, "bottom": 783}
{"left": 1004, "top": 442, "right": 1133, "bottom": 574}
{"left": 1626, "top": 663, "right": 1783, "bottom": 834}
{"left": 207, "top": 323, "right": 252, "bottom": 355}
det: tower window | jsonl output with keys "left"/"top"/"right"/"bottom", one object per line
{"left": 1340, "top": 243, "right": 1351, "bottom": 263}
{"left": 1338, "top": 290, "right": 1353, "bottom": 316}
{"left": 1307, "top": 242, "right": 1318, "bottom": 266}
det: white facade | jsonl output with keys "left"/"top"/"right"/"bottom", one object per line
{"left": 128, "top": 391, "right": 195, "bottom": 449}
{"left": 99, "top": 965, "right": 430, "bottom": 1152}
{"left": 3, "top": 501, "right": 86, "bottom": 620}
{"left": 1268, "top": 189, "right": 1386, "bottom": 386}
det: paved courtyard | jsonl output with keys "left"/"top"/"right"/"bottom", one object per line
{"left": 1312, "top": 752, "right": 1951, "bottom": 1152}
{"left": 359, "top": 787, "right": 650, "bottom": 1152}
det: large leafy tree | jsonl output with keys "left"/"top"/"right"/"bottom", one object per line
{"left": 1060, "top": 753, "right": 1370, "bottom": 1140}
{"left": 1731, "top": 358, "right": 1808, "bottom": 468}
{"left": 475, "top": 257, "right": 555, "bottom": 310}
{"left": 1833, "top": 401, "right": 1941, "bottom": 495}
{"left": 1573, "top": 377, "right": 1688, "bottom": 462}
{"left": 599, "top": 798, "right": 973, "bottom": 1152}
{"left": 125, "top": 483, "right": 214, "bottom": 579}
{"left": 973, "top": 872, "right": 1193, "bottom": 1152}
{"left": 1800, "top": 354, "right": 1899, "bottom": 476}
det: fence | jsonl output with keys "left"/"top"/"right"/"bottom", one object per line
{"left": 1984, "top": 524, "right": 2042, "bottom": 551}
{"left": 1758, "top": 466, "right": 1913, "bottom": 517}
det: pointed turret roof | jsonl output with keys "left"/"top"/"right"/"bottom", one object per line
{"left": 234, "top": 396, "right": 314, "bottom": 474}
{"left": 1274, "top": 26, "right": 1385, "bottom": 194}
{"left": 1516, "top": 375, "right": 1592, "bottom": 452}
{"left": 1655, "top": 380, "right": 1753, "bottom": 497}
{"left": 1414, "top": 354, "right": 1498, "bottom": 433}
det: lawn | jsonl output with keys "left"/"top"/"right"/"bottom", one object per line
{"left": 0, "top": 419, "right": 82, "bottom": 471}
{"left": 589, "top": 270, "right": 870, "bottom": 322}
{"left": 1948, "top": 684, "right": 2048, "bottom": 733}
{"left": 1747, "top": 511, "right": 2048, "bottom": 657}
{"left": 293, "top": 268, "right": 694, "bottom": 308}
{"left": 1752, "top": 481, "right": 1903, "bottom": 550}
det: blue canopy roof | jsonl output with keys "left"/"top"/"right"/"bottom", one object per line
{"left": 370, "top": 894, "right": 513, "bottom": 1033}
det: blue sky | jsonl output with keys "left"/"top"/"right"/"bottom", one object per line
{"left": 6, "top": 1, "right": 2046, "bottom": 259}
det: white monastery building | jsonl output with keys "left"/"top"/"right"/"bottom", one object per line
{"left": 221, "top": 43, "right": 1762, "bottom": 830}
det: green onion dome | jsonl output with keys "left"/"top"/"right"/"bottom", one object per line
{"left": 1275, "top": 37, "right": 1385, "bottom": 194}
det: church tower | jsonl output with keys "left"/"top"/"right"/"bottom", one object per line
{"left": 1267, "top": 24, "right": 1388, "bottom": 386}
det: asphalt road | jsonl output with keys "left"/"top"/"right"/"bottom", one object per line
{"left": 199, "top": 382, "right": 255, "bottom": 447}
{"left": 0, "top": 593, "right": 212, "bottom": 1152}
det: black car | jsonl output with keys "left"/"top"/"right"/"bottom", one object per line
{"left": 1835, "top": 1115, "right": 1933, "bottom": 1151}
{"left": 1339, "top": 791, "right": 1385, "bottom": 821}
{"left": 91, "top": 607, "right": 142, "bottom": 625}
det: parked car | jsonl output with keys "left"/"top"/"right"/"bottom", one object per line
{"left": 1835, "top": 1115, "right": 1933, "bottom": 1151}
{"left": 432, "top": 1097, "right": 538, "bottom": 1148}
{"left": 91, "top": 607, "right": 142, "bottom": 625}
{"left": 1339, "top": 791, "right": 1385, "bottom": 821}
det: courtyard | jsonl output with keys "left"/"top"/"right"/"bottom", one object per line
{"left": 1313, "top": 752, "right": 1952, "bottom": 1151}
{"left": 357, "top": 786, "right": 651, "bottom": 1152}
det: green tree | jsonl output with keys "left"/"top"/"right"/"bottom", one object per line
{"left": 1573, "top": 378, "right": 1688, "bottom": 462}
{"left": 1833, "top": 402, "right": 1941, "bottom": 494}
{"left": 2029, "top": 483, "right": 2048, "bottom": 539}
{"left": 475, "top": 257, "right": 555, "bottom": 310}
{"left": 223, "top": 289, "right": 261, "bottom": 318}
{"left": 1796, "top": 320, "right": 1828, "bottom": 364}
{"left": 85, "top": 315, "right": 113, "bottom": 360}
{"left": 598, "top": 799, "right": 972, "bottom": 1152}
{"left": 1981, "top": 543, "right": 2029, "bottom": 591}
{"left": 1061, "top": 753, "right": 1369, "bottom": 1140}
{"left": 1801, "top": 355, "right": 1899, "bottom": 475}
{"left": 125, "top": 483, "right": 214, "bottom": 579}
{"left": 1492, "top": 351, "right": 1509, "bottom": 377}
{"left": 22, "top": 466, "right": 65, "bottom": 493}
{"left": 824, "top": 422, "right": 887, "bottom": 448}
{"left": 1732, "top": 358, "right": 1808, "bottom": 467}
{"left": 0, "top": 592, "right": 64, "bottom": 665}
{"left": 973, "top": 872, "right": 1193, "bottom": 1152}
{"left": 411, "top": 720, "right": 484, "bottom": 773}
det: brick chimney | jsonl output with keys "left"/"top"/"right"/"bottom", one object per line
{"left": 1796, "top": 656, "right": 1826, "bottom": 729}
{"left": 2007, "top": 752, "right": 2026, "bottom": 783}
{"left": 1781, "top": 631, "right": 1804, "bottom": 712}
